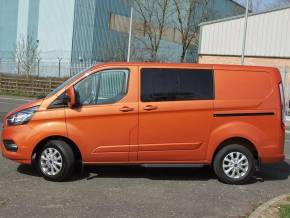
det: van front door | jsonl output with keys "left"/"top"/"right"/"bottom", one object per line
{"left": 138, "top": 67, "right": 214, "bottom": 162}
{"left": 65, "top": 66, "right": 139, "bottom": 163}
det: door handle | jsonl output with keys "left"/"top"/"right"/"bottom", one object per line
{"left": 119, "top": 106, "right": 134, "bottom": 112}
{"left": 144, "top": 105, "right": 158, "bottom": 111}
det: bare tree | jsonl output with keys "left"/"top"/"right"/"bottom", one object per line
{"left": 134, "top": 0, "right": 170, "bottom": 62}
{"left": 15, "top": 35, "right": 39, "bottom": 77}
{"left": 173, "top": 0, "right": 212, "bottom": 62}
{"left": 102, "top": 35, "right": 138, "bottom": 62}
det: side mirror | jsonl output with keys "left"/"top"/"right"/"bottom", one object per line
{"left": 66, "top": 86, "right": 76, "bottom": 108}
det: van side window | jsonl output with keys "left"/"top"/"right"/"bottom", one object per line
{"left": 97, "top": 70, "right": 129, "bottom": 104}
{"left": 74, "top": 69, "right": 129, "bottom": 105}
{"left": 141, "top": 68, "right": 214, "bottom": 102}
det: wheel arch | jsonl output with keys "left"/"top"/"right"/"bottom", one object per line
{"left": 206, "top": 121, "right": 265, "bottom": 164}
{"left": 211, "top": 137, "right": 259, "bottom": 165}
{"left": 32, "top": 135, "right": 82, "bottom": 163}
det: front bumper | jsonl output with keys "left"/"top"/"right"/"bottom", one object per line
{"left": 1, "top": 142, "right": 32, "bottom": 164}
{"left": 1, "top": 125, "right": 36, "bottom": 164}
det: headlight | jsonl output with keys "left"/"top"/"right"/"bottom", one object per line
{"left": 7, "top": 106, "right": 39, "bottom": 126}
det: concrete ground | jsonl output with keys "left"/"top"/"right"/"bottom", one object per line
{"left": 0, "top": 96, "right": 289, "bottom": 218}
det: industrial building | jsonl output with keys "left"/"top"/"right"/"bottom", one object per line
{"left": 198, "top": 5, "right": 290, "bottom": 105}
{"left": 0, "top": 0, "right": 244, "bottom": 76}
{"left": 199, "top": 5, "right": 290, "bottom": 73}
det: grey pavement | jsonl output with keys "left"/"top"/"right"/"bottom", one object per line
{"left": 0, "top": 96, "right": 31, "bottom": 123}
{"left": 0, "top": 96, "right": 289, "bottom": 218}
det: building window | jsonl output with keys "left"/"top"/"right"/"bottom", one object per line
{"left": 109, "top": 14, "right": 180, "bottom": 43}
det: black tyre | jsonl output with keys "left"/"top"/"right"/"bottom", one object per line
{"left": 213, "top": 144, "right": 256, "bottom": 185}
{"left": 36, "top": 140, "right": 75, "bottom": 182}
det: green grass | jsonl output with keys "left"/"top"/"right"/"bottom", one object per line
{"left": 279, "top": 205, "right": 290, "bottom": 218}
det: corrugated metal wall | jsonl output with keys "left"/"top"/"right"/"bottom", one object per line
{"left": 71, "top": 0, "right": 97, "bottom": 63}
{"left": 199, "top": 6, "right": 290, "bottom": 58}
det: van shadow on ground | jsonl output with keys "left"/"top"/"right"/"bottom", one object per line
{"left": 17, "top": 161, "right": 290, "bottom": 184}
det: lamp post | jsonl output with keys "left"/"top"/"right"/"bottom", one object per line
{"left": 241, "top": 0, "right": 250, "bottom": 65}
{"left": 127, "top": 7, "right": 133, "bottom": 62}
{"left": 36, "top": 58, "right": 41, "bottom": 77}
{"left": 57, "top": 57, "right": 62, "bottom": 78}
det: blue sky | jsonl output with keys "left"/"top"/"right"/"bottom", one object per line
{"left": 235, "top": 0, "right": 289, "bottom": 11}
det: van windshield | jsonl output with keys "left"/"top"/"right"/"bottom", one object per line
{"left": 46, "top": 72, "right": 84, "bottom": 98}
{"left": 45, "top": 64, "right": 99, "bottom": 98}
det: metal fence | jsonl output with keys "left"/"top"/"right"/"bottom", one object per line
{"left": 0, "top": 59, "right": 98, "bottom": 78}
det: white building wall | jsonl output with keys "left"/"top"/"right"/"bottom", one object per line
{"left": 16, "top": 0, "right": 29, "bottom": 42}
{"left": 37, "top": 0, "right": 75, "bottom": 60}
{"left": 199, "top": 6, "right": 290, "bottom": 58}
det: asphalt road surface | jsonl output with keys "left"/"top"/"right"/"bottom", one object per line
{"left": 0, "top": 96, "right": 289, "bottom": 218}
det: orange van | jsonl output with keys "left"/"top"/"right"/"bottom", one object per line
{"left": 1, "top": 63, "right": 285, "bottom": 184}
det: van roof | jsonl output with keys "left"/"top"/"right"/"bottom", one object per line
{"left": 91, "top": 62, "right": 279, "bottom": 72}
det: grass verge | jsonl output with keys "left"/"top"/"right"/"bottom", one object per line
{"left": 279, "top": 196, "right": 290, "bottom": 218}
{"left": 279, "top": 204, "right": 290, "bottom": 218}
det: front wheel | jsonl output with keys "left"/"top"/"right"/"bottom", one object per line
{"left": 213, "top": 144, "right": 256, "bottom": 185}
{"left": 37, "top": 140, "right": 75, "bottom": 182}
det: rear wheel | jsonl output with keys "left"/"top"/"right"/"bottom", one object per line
{"left": 213, "top": 144, "right": 256, "bottom": 184}
{"left": 37, "top": 140, "right": 75, "bottom": 182}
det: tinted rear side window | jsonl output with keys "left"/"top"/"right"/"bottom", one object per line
{"left": 141, "top": 68, "right": 214, "bottom": 102}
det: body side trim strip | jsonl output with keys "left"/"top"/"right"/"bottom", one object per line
{"left": 214, "top": 112, "right": 275, "bottom": 117}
